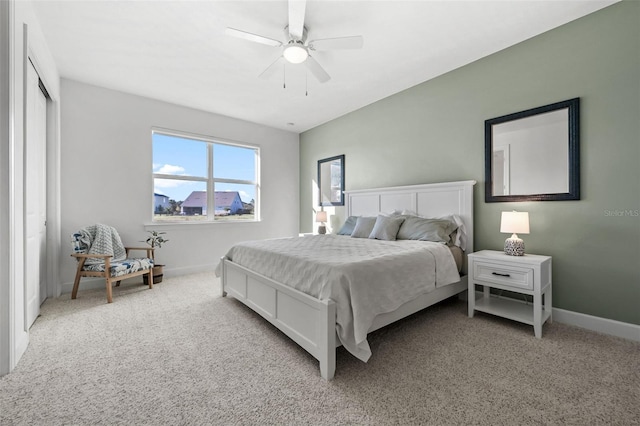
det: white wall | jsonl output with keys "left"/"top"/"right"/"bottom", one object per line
{"left": 60, "top": 79, "right": 300, "bottom": 292}
{"left": 494, "top": 120, "right": 568, "bottom": 195}
{"left": 1, "top": 0, "right": 61, "bottom": 375}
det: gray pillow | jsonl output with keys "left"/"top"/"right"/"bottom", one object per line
{"left": 350, "top": 216, "right": 377, "bottom": 238}
{"left": 368, "top": 215, "right": 405, "bottom": 241}
{"left": 337, "top": 216, "right": 358, "bottom": 235}
{"left": 396, "top": 216, "right": 457, "bottom": 243}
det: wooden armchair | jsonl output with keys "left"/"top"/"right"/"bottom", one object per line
{"left": 71, "top": 228, "right": 155, "bottom": 303}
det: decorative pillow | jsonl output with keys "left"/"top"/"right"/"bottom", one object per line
{"left": 337, "top": 216, "right": 359, "bottom": 235}
{"left": 448, "top": 229, "right": 459, "bottom": 247}
{"left": 441, "top": 214, "right": 466, "bottom": 249}
{"left": 350, "top": 216, "right": 377, "bottom": 238}
{"left": 369, "top": 215, "right": 405, "bottom": 241}
{"left": 396, "top": 216, "right": 458, "bottom": 244}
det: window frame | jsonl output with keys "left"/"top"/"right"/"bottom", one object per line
{"left": 151, "top": 127, "right": 260, "bottom": 223}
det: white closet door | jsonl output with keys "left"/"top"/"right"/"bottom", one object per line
{"left": 25, "top": 61, "right": 47, "bottom": 328}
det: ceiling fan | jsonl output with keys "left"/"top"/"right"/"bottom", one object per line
{"left": 225, "top": 0, "right": 363, "bottom": 83}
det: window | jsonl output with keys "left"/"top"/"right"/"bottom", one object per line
{"left": 152, "top": 129, "right": 259, "bottom": 222}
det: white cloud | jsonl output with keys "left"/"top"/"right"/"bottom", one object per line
{"left": 154, "top": 164, "right": 186, "bottom": 175}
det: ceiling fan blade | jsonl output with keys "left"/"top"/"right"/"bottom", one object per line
{"left": 225, "top": 27, "right": 283, "bottom": 47}
{"left": 258, "top": 56, "right": 284, "bottom": 80}
{"left": 305, "top": 55, "right": 331, "bottom": 83}
{"left": 309, "top": 36, "right": 364, "bottom": 51}
{"left": 288, "top": 0, "right": 306, "bottom": 40}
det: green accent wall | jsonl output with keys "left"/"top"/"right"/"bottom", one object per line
{"left": 299, "top": 2, "right": 640, "bottom": 325}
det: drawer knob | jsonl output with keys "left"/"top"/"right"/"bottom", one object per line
{"left": 492, "top": 272, "right": 511, "bottom": 277}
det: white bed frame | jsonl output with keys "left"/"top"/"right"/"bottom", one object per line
{"left": 220, "top": 180, "right": 476, "bottom": 379}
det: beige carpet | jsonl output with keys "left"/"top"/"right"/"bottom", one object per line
{"left": 0, "top": 272, "right": 638, "bottom": 425}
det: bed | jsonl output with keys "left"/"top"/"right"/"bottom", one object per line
{"left": 218, "top": 180, "right": 476, "bottom": 379}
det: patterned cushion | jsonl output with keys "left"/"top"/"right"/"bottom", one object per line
{"left": 82, "top": 258, "right": 154, "bottom": 278}
{"left": 71, "top": 232, "right": 86, "bottom": 254}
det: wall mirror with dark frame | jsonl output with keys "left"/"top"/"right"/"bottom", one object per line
{"left": 485, "top": 98, "right": 580, "bottom": 202}
{"left": 318, "top": 155, "right": 345, "bottom": 206}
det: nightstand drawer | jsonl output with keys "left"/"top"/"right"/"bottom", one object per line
{"left": 472, "top": 261, "right": 534, "bottom": 290}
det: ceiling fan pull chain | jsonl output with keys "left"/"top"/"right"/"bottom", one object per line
{"left": 305, "top": 72, "right": 308, "bottom": 96}
{"left": 283, "top": 64, "right": 286, "bottom": 89}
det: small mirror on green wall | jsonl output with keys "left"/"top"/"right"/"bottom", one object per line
{"left": 318, "top": 155, "right": 345, "bottom": 206}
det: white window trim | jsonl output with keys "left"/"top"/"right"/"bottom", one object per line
{"left": 151, "top": 127, "right": 260, "bottom": 224}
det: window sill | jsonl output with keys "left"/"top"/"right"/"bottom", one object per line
{"left": 145, "top": 220, "right": 261, "bottom": 231}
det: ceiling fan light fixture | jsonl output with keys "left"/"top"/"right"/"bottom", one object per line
{"left": 283, "top": 43, "right": 308, "bottom": 64}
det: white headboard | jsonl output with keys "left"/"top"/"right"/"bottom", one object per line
{"left": 345, "top": 180, "right": 476, "bottom": 253}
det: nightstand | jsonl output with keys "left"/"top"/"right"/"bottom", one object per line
{"left": 467, "top": 250, "right": 552, "bottom": 338}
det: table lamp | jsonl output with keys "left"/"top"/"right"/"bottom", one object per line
{"left": 316, "top": 211, "right": 327, "bottom": 235}
{"left": 500, "top": 211, "right": 529, "bottom": 256}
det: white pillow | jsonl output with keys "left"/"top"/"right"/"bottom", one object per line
{"left": 396, "top": 216, "right": 457, "bottom": 244}
{"left": 350, "top": 216, "right": 377, "bottom": 238}
{"left": 337, "top": 216, "right": 358, "bottom": 236}
{"left": 368, "top": 215, "right": 405, "bottom": 241}
{"left": 442, "top": 214, "right": 467, "bottom": 250}
{"left": 393, "top": 211, "right": 467, "bottom": 250}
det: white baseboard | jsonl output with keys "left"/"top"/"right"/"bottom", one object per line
{"left": 162, "top": 264, "right": 216, "bottom": 278}
{"left": 464, "top": 290, "right": 639, "bottom": 342}
{"left": 60, "top": 264, "right": 216, "bottom": 294}
{"left": 552, "top": 307, "right": 640, "bottom": 342}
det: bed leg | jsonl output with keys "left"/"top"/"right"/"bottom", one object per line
{"left": 320, "top": 356, "right": 336, "bottom": 380}
{"left": 220, "top": 256, "right": 228, "bottom": 298}
{"left": 319, "top": 300, "right": 337, "bottom": 380}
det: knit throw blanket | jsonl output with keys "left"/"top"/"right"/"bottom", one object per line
{"left": 78, "top": 224, "right": 127, "bottom": 265}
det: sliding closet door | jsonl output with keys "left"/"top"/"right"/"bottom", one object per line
{"left": 25, "top": 60, "right": 47, "bottom": 328}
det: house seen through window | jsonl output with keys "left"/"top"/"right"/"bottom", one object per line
{"left": 152, "top": 129, "right": 259, "bottom": 222}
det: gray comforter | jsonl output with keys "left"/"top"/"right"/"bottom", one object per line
{"left": 220, "top": 234, "right": 460, "bottom": 362}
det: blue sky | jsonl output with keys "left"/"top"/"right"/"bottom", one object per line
{"left": 153, "top": 133, "right": 256, "bottom": 203}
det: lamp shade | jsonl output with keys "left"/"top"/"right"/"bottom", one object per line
{"left": 500, "top": 211, "right": 530, "bottom": 234}
{"left": 315, "top": 211, "right": 327, "bottom": 223}
{"left": 283, "top": 44, "right": 308, "bottom": 64}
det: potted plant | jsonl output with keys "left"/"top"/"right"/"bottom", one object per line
{"left": 142, "top": 230, "right": 169, "bottom": 284}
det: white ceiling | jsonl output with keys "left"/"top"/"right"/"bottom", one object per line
{"left": 31, "top": 0, "right": 617, "bottom": 133}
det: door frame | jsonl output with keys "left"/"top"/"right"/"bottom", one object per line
{"left": 0, "top": 13, "right": 61, "bottom": 375}
{"left": 0, "top": 0, "right": 15, "bottom": 376}
{"left": 26, "top": 47, "right": 61, "bottom": 302}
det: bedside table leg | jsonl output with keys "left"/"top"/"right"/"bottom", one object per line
{"left": 468, "top": 282, "right": 475, "bottom": 318}
{"left": 533, "top": 293, "right": 542, "bottom": 338}
{"left": 547, "top": 288, "right": 553, "bottom": 324}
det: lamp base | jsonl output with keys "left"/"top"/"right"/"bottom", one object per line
{"left": 318, "top": 225, "right": 326, "bottom": 235}
{"left": 504, "top": 236, "right": 525, "bottom": 256}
